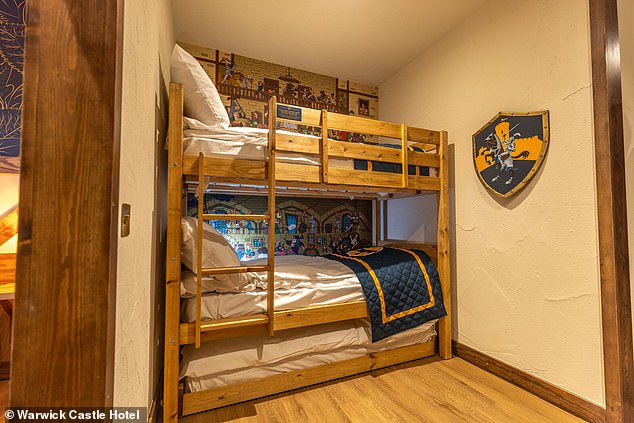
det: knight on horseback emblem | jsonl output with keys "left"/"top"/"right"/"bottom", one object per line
{"left": 473, "top": 111, "right": 550, "bottom": 198}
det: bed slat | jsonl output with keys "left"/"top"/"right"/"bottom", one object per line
{"left": 179, "top": 301, "right": 369, "bottom": 345}
{"left": 409, "top": 151, "right": 440, "bottom": 168}
{"left": 408, "top": 127, "right": 441, "bottom": 145}
{"left": 407, "top": 176, "right": 441, "bottom": 191}
{"left": 183, "top": 156, "right": 265, "bottom": 178}
{"left": 328, "top": 168, "right": 403, "bottom": 188}
{"left": 327, "top": 140, "right": 402, "bottom": 163}
{"left": 276, "top": 163, "right": 321, "bottom": 183}
{"left": 180, "top": 321, "right": 268, "bottom": 345}
{"left": 274, "top": 301, "right": 367, "bottom": 331}
{"left": 328, "top": 113, "right": 403, "bottom": 139}
{"left": 276, "top": 133, "right": 319, "bottom": 155}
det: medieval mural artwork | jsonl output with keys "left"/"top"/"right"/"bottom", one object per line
{"left": 177, "top": 42, "right": 379, "bottom": 143}
{"left": 0, "top": 0, "right": 26, "bottom": 173}
{"left": 473, "top": 111, "right": 550, "bottom": 198}
{"left": 187, "top": 194, "right": 372, "bottom": 261}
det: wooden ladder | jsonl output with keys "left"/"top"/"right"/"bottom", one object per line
{"left": 193, "top": 98, "right": 278, "bottom": 348}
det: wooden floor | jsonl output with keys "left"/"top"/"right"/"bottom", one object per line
{"left": 179, "top": 357, "right": 585, "bottom": 423}
{"left": 0, "top": 358, "right": 587, "bottom": 423}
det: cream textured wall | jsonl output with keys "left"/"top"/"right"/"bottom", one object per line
{"left": 617, "top": 0, "right": 634, "bottom": 373}
{"left": 380, "top": 0, "right": 604, "bottom": 405}
{"left": 114, "top": 0, "right": 174, "bottom": 409}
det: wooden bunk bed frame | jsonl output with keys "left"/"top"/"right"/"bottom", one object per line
{"left": 164, "top": 82, "right": 451, "bottom": 421}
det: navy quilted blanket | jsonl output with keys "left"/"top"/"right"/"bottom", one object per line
{"left": 324, "top": 247, "right": 446, "bottom": 342}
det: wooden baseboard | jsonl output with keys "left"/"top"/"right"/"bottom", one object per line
{"left": 453, "top": 341, "right": 605, "bottom": 423}
{"left": 0, "top": 361, "right": 9, "bottom": 381}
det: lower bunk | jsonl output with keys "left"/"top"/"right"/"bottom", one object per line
{"left": 180, "top": 318, "right": 437, "bottom": 415}
{"left": 176, "top": 239, "right": 447, "bottom": 417}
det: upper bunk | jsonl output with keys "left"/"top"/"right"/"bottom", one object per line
{"left": 169, "top": 83, "right": 448, "bottom": 200}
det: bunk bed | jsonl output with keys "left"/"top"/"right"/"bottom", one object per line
{"left": 164, "top": 81, "right": 451, "bottom": 421}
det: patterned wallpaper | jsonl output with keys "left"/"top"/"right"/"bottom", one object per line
{"left": 0, "top": 0, "right": 25, "bottom": 173}
{"left": 178, "top": 41, "right": 380, "bottom": 143}
{"left": 187, "top": 194, "right": 373, "bottom": 260}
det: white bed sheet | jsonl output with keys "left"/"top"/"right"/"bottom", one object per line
{"left": 180, "top": 318, "right": 437, "bottom": 392}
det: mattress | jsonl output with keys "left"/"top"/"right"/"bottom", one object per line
{"left": 180, "top": 317, "right": 437, "bottom": 392}
{"left": 182, "top": 125, "right": 352, "bottom": 168}
{"left": 181, "top": 255, "right": 364, "bottom": 321}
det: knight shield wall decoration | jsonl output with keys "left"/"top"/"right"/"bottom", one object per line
{"left": 473, "top": 111, "right": 549, "bottom": 198}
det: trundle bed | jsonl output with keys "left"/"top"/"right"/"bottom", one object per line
{"left": 164, "top": 74, "right": 451, "bottom": 420}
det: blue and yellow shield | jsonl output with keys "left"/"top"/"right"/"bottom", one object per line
{"left": 473, "top": 111, "right": 549, "bottom": 198}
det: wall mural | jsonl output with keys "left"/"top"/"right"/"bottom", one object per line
{"left": 178, "top": 41, "right": 379, "bottom": 142}
{"left": 187, "top": 194, "right": 372, "bottom": 260}
{"left": 0, "top": 0, "right": 25, "bottom": 174}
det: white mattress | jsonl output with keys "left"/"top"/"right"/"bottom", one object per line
{"left": 182, "top": 124, "right": 352, "bottom": 168}
{"left": 180, "top": 318, "right": 437, "bottom": 392}
{"left": 181, "top": 255, "right": 364, "bottom": 321}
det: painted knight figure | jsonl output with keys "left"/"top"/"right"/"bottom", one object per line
{"left": 472, "top": 111, "right": 549, "bottom": 198}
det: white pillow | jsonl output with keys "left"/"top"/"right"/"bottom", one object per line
{"left": 181, "top": 217, "right": 240, "bottom": 287}
{"left": 170, "top": 44, "right": 230, "bottom": 129}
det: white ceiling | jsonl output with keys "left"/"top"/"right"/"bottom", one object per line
{"left": 171, "top": 0, "right": 488, "bottom": 86}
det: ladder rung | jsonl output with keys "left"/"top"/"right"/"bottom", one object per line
{"left": 202, "top": 213, "right": 270, "bottom": 221}
{"left": 201, "top": 265, "right": 270, "bottom": 276}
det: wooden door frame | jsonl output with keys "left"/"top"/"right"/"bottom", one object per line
{"left": 589, "top": 0, "right": 634, "bottom": 422}
{"left": 9, "top": 0, "right": 123, "bottom": 409}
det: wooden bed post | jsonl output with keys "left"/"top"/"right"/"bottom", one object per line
{"left": 164, "top": 83, "right": 184, "bottom": 423}
{"left": 401, "top": 124, "right": 408, "bottom": 188}
{"left": 437, "top": 131, "right": 452, "bottom": 359}
{"left": 374, "top": 200, "right": 381, "bottom": 245}
{"left": 382, "top": 199, "right": 388, "bottom": 240}
{"left": 195, "top": 153, "right": 205, "bottom": 348}
{"left": 321, "top": 110, "right": 329, "bottom": 183}
{"left": 267, "top": 96, "right": 277, "bottom": 336}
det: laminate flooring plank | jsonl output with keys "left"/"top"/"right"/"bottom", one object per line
{"left": 179, "top": 358, "right": 586, "bottom": 423}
